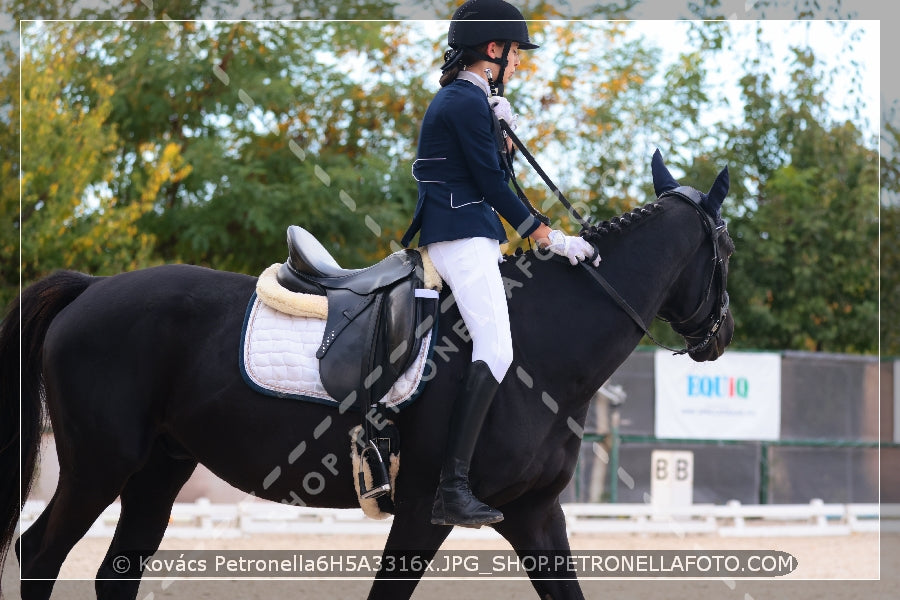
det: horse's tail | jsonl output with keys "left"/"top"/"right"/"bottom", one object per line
{"left": 0, "top": 270, "right": 94, "bottom": 577}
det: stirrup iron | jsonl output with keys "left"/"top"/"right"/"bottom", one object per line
{"left": 358, "top": 439, "right": 391, "bottom": 499}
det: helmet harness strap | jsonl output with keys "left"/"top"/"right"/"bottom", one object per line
{"left": 480, "top": 40, "right": 512, "bottom": 96}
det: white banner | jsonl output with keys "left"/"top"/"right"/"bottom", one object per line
{"left": 654, "top": 350, "right": 781, "bottom": 441}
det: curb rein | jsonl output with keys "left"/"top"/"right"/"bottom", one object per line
{"left": 495, "top": 117, "right": 728, "bottom": 356}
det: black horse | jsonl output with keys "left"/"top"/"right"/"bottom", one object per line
{"left": 0, "top": 151, "right": 734, "bottom": 600}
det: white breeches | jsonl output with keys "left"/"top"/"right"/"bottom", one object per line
{"left": 426, "top": 237, "right": 513, "bottom": 383}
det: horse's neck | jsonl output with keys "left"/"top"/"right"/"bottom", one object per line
{"left": 596, "top": 215, "right": 701, "bottom": 327}
{"left": 507, "top": 206, "right": 703, "bottom": 405}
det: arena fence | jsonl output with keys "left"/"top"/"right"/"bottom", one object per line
{"left": 18, "top": 499, "right": 898, "bottom": 539}
{"left": 576, "top": 433, "right": 897, "bottom": 505}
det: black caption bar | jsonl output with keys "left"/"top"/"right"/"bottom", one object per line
{"left": 100, "top": 550, "right": 798, "bottom": 579}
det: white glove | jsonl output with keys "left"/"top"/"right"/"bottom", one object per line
{"left": 489, "top": 96, "right": 518, "bottom": 131}
{"left": 545, "top": 230, "right": 601, "bottom": 266}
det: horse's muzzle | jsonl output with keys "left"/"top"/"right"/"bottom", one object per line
{"left": 688, "top": 311, "right": 735, "bottom": 362}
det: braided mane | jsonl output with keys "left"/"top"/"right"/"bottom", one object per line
{"left": 580, "top": 201, "right": 664, "bottom": 244}
{"left": 504, "top": 200, "right": 666, "bottom": 260}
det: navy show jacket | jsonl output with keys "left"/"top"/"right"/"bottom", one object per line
{"left": 401, "top": 77, "right": 541, "bottom": 247}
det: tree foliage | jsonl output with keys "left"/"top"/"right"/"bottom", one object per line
{"left": 1, "top": 2, "right": 884, "bottom": 356}
{"left": 881, "top": 106, "right": 900, "bottom": 356}
{"left": 719, "top": 42, "right": 879, "bottom": 353}
{"left": 18, "top": 23, "right": 186, "bottom": 284}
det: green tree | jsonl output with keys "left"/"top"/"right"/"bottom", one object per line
{"left": 881, "top": 106, "right": 900, "bottom": 356}
{"left": 721, "top": 41, "right": 879, "bottom": 353}
{"left": 8, "top": 18, "right": 436, "bottom": 297}
{"left": 0, "top": 33, "right": 18, "bottom": 304}
{"left": 16, "top": 23, "right": 189, "bottom": 300}
{"left": 1, "top": 1, "right": 411, "bottom": 309}
{"left": 100, "top": 19, "right": 432, "bottom": 270}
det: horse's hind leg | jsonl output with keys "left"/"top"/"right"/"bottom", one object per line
{"left": 17, "top": 469, "right": 128, "bottom": 600}
{"left": 95, "top": 442, "right": 197, "bottom": 600}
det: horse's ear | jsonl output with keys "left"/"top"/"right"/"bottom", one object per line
{"left": 651, "top": 148, "right": 680, "bottom": 196}
{"left": 706, "top": 166, "right": 730, "bottom": 210}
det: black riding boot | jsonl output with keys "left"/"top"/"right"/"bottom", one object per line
{"left": 431, "top": 360, "right": 504, "bottom": 528}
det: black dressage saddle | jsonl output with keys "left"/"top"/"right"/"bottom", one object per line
{"left": 276, "top": 225, "right": 437, "bottom": 410}
{"left": 276, "top": 226, "right": 439, "bottom": 501}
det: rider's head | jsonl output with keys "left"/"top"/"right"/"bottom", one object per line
{"left": 439, "top": 0, "right": 539, "bottom": 93}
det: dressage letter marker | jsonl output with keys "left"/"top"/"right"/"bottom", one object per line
{"left": 650, "top": 450, "right": 694, "bottom": 516}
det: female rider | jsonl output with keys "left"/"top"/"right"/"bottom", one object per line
{"left": 400, "top": 0, "right": 600, "bottom": 528}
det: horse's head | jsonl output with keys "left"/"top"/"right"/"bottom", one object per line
{"left": 651, "top": 149, "right": 735, "bottom": 362}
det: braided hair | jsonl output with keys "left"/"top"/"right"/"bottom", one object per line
{"left": 438, "top": 43, "right": 494, "bottom": 87}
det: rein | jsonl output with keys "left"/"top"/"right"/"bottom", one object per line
{"left": 487, "top": 78, "right": 589, "bottom": 229}
{"left": 496, "top": 116, "right": 728, "bottom": 355}
{"left": 497, "top": 117, "right": 589, "bottom": 229}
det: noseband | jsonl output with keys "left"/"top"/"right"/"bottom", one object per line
{"left": 578, "top": 187, "right": 730, "bottom": 356}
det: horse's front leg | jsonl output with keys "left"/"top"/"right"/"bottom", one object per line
{"left": 366, "top": 495, "right": 452, "bottom": 600}
{"left": 494, "top": 497, "right": 586, "bottom": 600}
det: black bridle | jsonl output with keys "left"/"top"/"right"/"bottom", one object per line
{"left": 649, "top": 187, "right": 731, "bottom": 355}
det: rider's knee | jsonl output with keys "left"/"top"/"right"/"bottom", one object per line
{"left": 477, "top": 344, "right": 513, "bottom": 383}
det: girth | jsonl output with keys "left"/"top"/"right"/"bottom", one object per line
{"left": 275, "top": 226, "right": 438, "bottom": 410}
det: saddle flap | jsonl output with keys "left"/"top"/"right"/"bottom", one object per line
{"left": 316, "top": 252, "right": 439, "bottom": 408}
{"left": 315, "top": 290, "right": 376, "bottom": 359}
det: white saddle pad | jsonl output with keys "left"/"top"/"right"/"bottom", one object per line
{"left": 240, "top": 294, "right": 434, "bottom": 409}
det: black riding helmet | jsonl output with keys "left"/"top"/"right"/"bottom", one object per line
{"left": 442, "top": 0, "right": 539, "bottom": 95}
